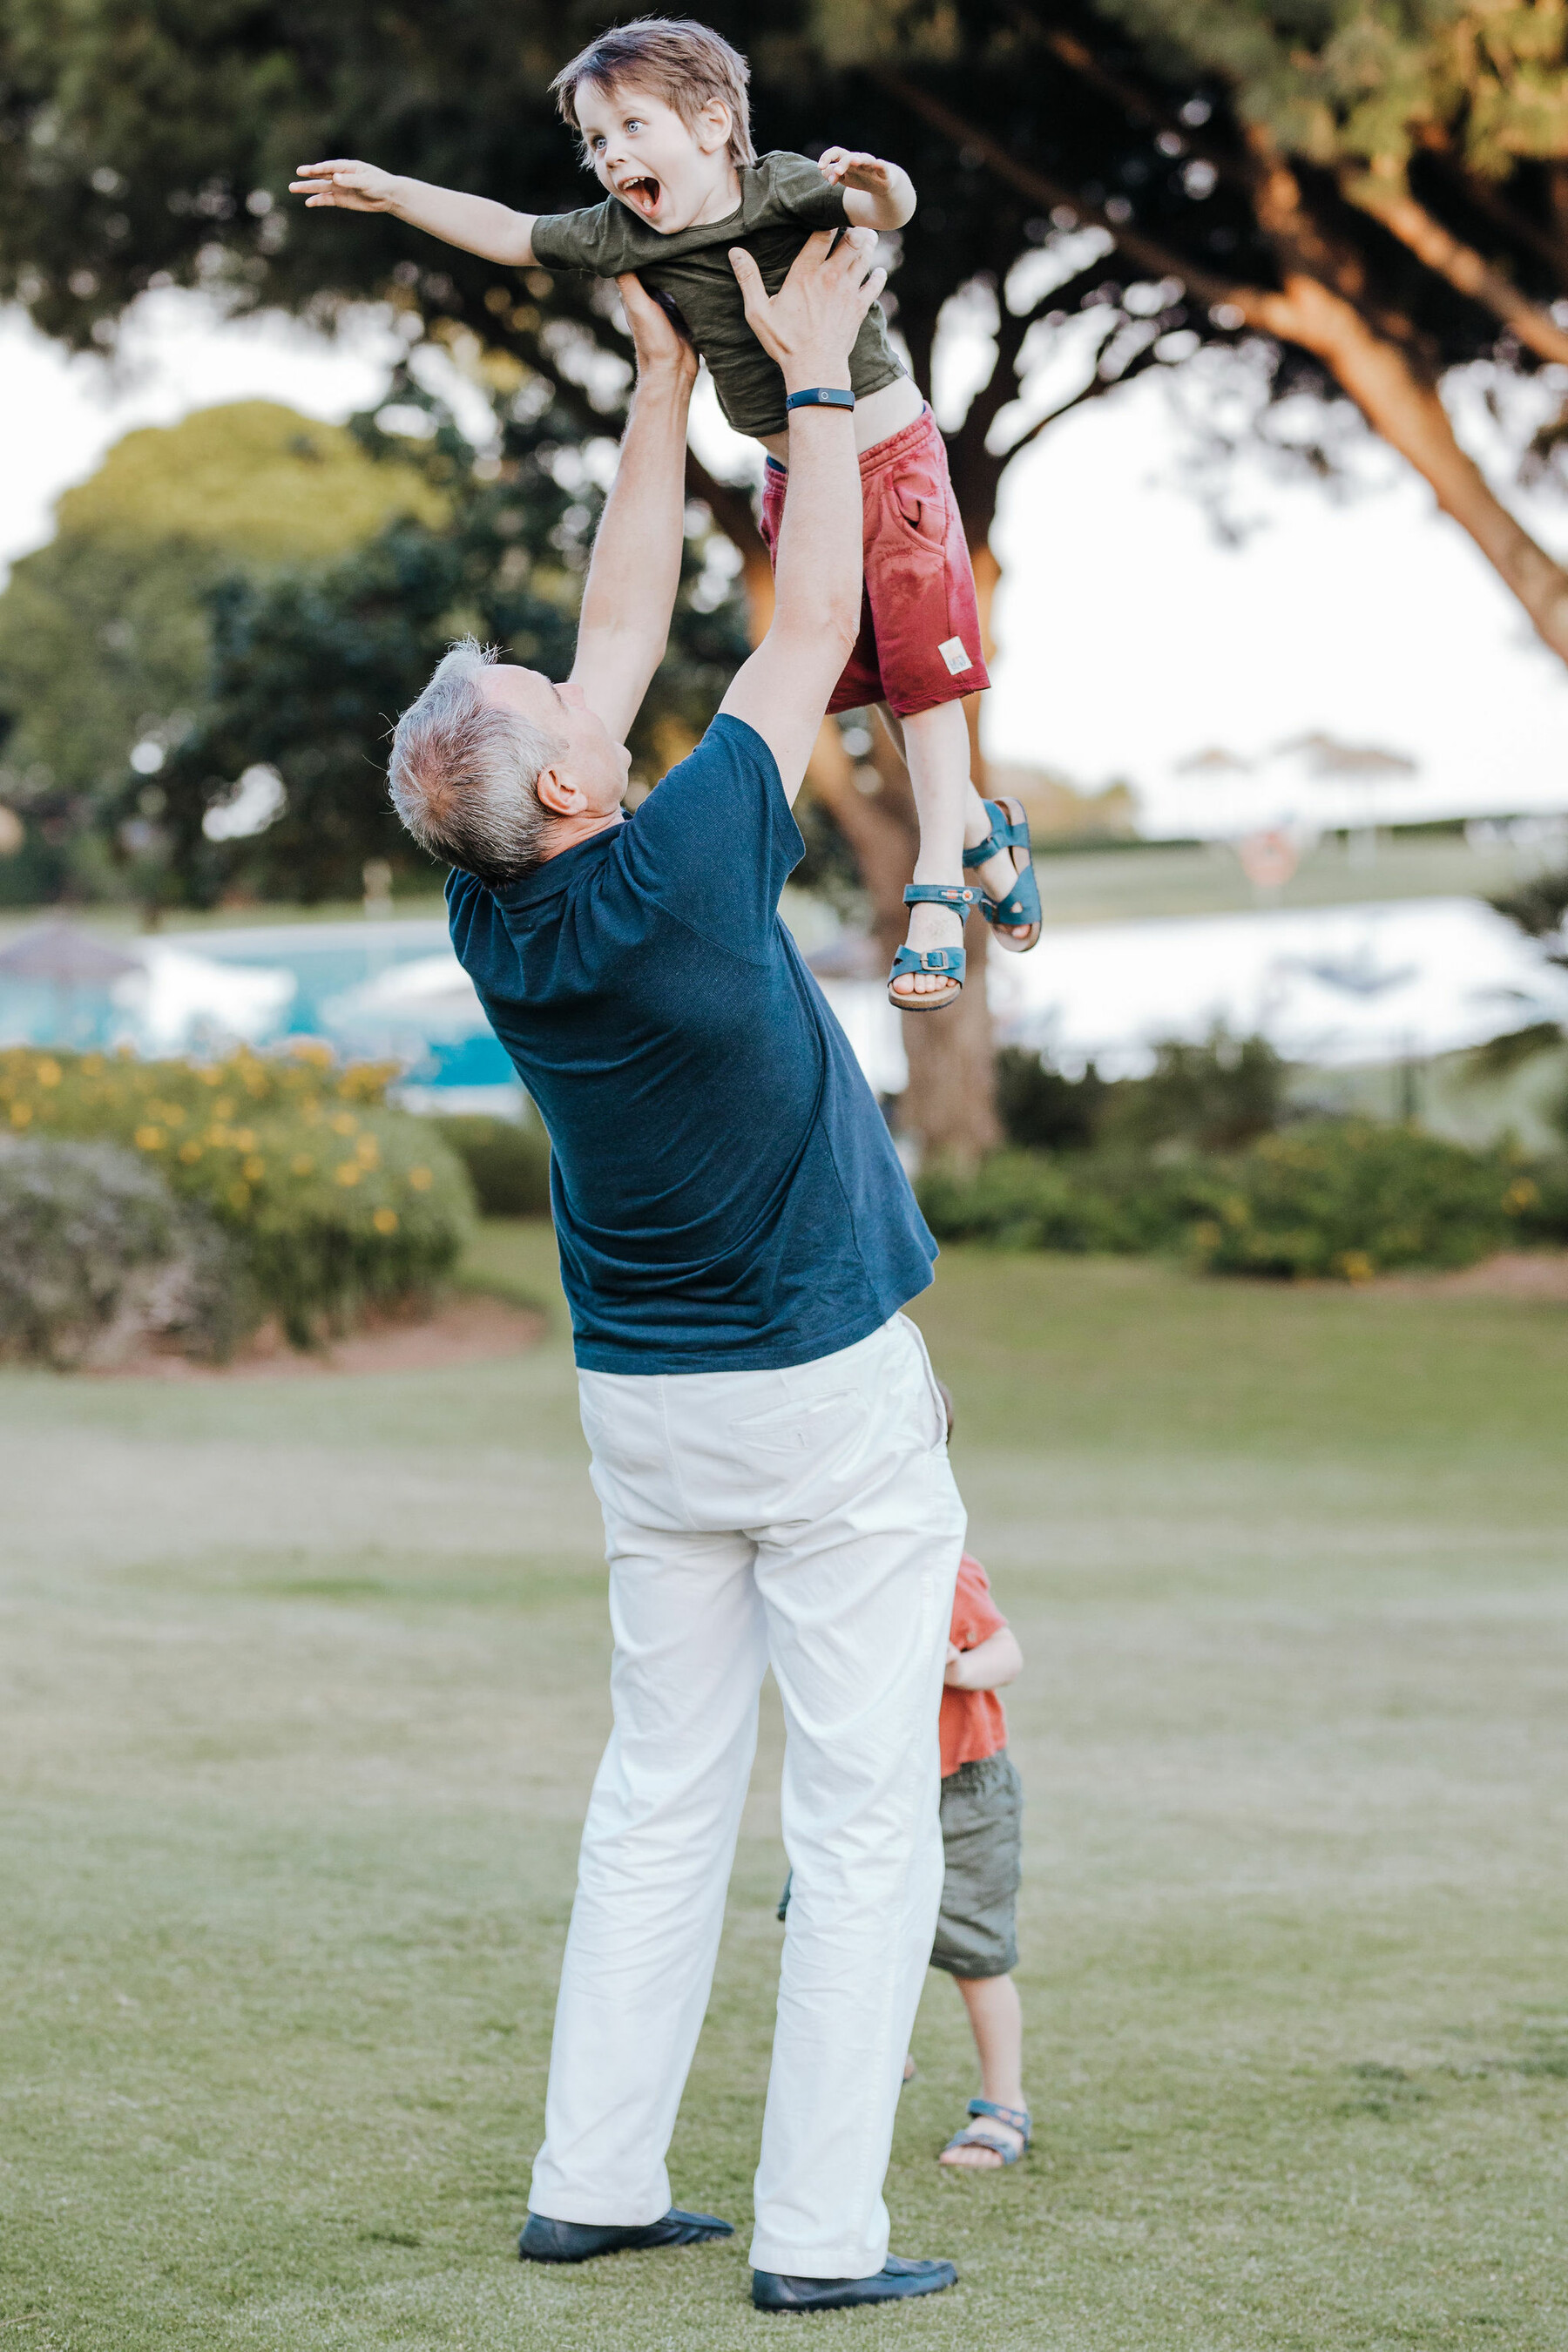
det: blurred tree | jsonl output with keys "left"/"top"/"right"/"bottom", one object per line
{"left": 151, "top": 377, "right": 747, "bottom": 905}
{"left": 0, "top": 402, "right": 444, "bottom": 900}
{"left": 9, "top": 2, "right": 1568, "bottom": 1138}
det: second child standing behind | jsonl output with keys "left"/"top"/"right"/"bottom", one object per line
{"left": 290, "top": 14, "right": 1043, "bottom": 1014}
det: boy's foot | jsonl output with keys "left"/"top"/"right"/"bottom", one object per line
{"left": 752, "top": 2255, "right": 957, "bottom": 2311}
{"left": 518, "top": 2207, "right": 733, "bottom": 2261}
{"left": 938, "top": 2098, "right": 1031, "bottom": 2168}
{"left": 890, "top": 897, "right": 965, "bottom": 1004}
{"left": 964, "top": 800, "right": 1038, "bottom": 947}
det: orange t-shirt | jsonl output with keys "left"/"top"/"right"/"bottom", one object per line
{"left": 939, "top": 1553, "right": 1009, "bottom": 1778}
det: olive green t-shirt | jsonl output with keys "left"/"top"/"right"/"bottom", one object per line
{"left": 531, "top": 150, "right": 906, "bottom": 438}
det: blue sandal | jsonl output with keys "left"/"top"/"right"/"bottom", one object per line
{"left": 963, "top": 796, "right": 1042, "bottom": 953}
{"left": 939, "top": 2099, "right": 1032, "bottom": 2166}
{"left": 887, "top": 882, "right": 980, "bottom": 1012}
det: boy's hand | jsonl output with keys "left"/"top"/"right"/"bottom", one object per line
{"left": 617, "top": 274, "right": 699, "bottom": 393}
{"left": 817, "top": 148, "right": 896, "bottom": 198}
{"left": 290, "top": 159, "right": 402, "bottom": 213}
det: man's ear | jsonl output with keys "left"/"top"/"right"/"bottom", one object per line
{"left": 695, "top": 98, "right": 733, "bottom": 157}
{"left": 533, "top": 761, "right": 576, "bottom": 817}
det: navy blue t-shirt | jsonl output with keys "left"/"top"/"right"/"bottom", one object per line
{"left": 446, "top": 713, "right": 936, "bottom": 1374}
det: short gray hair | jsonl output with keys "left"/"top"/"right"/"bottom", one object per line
{"left": 388, "top": 638, "right": 565, "bottom": 888}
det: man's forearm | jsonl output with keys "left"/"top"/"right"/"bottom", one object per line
{"left": 388, "top": 175, "right": 534, "bottom": 265}
{"left": 577, "top": 369, "right": 693, "bottom": 650}
{"left": 770, "top": 364, "right": 863, "bottom": 652}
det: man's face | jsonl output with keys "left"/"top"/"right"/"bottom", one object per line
{"left": 573, "top": 79, "right": 733, "bottom": 233}
{"left": 479, "top": 665, "right": 630, "bottom": 829}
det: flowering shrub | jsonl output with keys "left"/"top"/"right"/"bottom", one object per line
{"left": 0, "top": 1139, "right": 242, "bottom": 1368}
{"left": 0, "top": 1045, "right": 475, "bottom": 1344}
{"left": 917, "top": 1120, "right": 1564, "bottom": 1280}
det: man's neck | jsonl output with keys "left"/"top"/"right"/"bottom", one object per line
{"left": 537, "top": 807, "right": 625, "bottom": 864}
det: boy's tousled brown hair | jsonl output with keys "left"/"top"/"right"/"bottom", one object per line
{"left": 550, "top": 17, "right": 756, "bottom": 170}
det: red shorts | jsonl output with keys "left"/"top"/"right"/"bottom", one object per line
{"left": 759, "top": 406, "right": 990, "bottom": 719}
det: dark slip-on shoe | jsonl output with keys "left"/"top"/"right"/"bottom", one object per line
{"left": 519, "top": 2207, "right": 733, "bottom": 2263}
{"left": 752, "top": 2254, "right": 958, "bottom": 2311}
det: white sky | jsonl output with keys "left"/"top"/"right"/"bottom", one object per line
{"left": 3, "top": 289, "right": 1566, "bottom": 834}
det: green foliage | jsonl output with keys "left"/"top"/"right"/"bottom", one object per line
{"left": 149, "top": 381, "right": 747, "bottom": 906}
{"left": 0, "top": 1045, "right": 475, "bottom": 1344}
{"left": 1490, "top": 867, "right": 1568, "bottom": 941}
{"left": 0, "top": 1136, "right": 241, "bottom": 1367}
{"left": 0, "top": 402, "right": 449, "bottom": 901}
{"left": 994, "top": 1046, "right": 1111, "bottom": 1152}
{"left": 996, "top": 1031, "right": 1287, "bottom": 1155}
{"left": 1190, "top": 1121, "right": 1541, "bottom": 1280}
{"left": 921, "top": 1119, "right": 1557, "bottom": 1279}
{"left": 431, "top": 1113, "right": 551, "bottom": 1219}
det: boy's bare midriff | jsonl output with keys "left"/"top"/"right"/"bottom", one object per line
{"left": 757, "top": 370, "right": 925, "bottom": 467}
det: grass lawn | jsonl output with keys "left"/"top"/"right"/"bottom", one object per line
{"left": 4, "top": 1227, "right": 1568, "bottom": 2349}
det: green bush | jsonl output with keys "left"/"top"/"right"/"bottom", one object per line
{"left": 917, "top": 1147, "right": 1215, "bottom": 1255}
{"left": 919, "top": 1119, "right": 1549, "bottom": 1280}
{"left": 1193, "top": 1121, "right": 1541, "bottom": 1280}
{"left": 432, "top": 1113, "right": 551, "bottom": 1218}
{"left": 0, "top": 1045, "right": 476, "bottom": 1345}
{"left": 995, "top": 1030, "right": 1289, "bottom": 1156}
{"left": 0, "top": 1139, "right": 243, "bottom": 1368}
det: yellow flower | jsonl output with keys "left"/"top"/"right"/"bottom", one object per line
{"left": 355, "top": 1134, "right": 379, "bottom": 1166}
{"left": 214, "top": 1098, "right": 235, "bottom": 1120}
{"left": 228, "top": 1180, "right": 251, "bottom": 1210}
{"left": 178, "top": 1140, "right": 204, "bottom": 1165}
{"left": 134, "top": 1125, "right": 165, "bottom": 1151}
{"left": 10, "top": 1101, "right": 33, "bottom": 1128}
{"left": 35, "top": 1058, "right": 62, "bottom": 1088}
{"left": 290, "top": 1152, "right": 315, "bottom": 1177}
{"left": 242, "top": 1154, "right": 266, "bottom": 1182}
{"left": 372, "top": 1206, "right": 399, "bottom": 1234}
{"left": 335, "top": 1161, "right": 361, "bottom": 1186}
{"left": 1334, "top": 1250, "right": 1375, "bottom": 1284}
{"left": 233, "top": 1127, "right": 256, "bottom": 1152}
{"left": 199, "top": 1064, "right": 224, "bottom": 1087}
{"left": 1504, "top": 1178, "right": 1539, "bottom": 1213}
{"left": 408, "top": 1166, "right": 434, "bottom": 1192}
{"left": 331, "top": 1110, "right": 358, "bottom": 1137}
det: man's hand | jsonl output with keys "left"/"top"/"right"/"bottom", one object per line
{"left": 727, "top": 227, "right": 885, "bottom": 389}
{"left": 617, "top": 274, "right": 699, "bottom": 395}
{"left": 290, "top": 159, "right": 402, "bottom": 213}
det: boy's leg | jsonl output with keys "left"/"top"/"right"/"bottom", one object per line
{"left": 896, "top": 699, "right": 974, "bottom": 1002}
{"left": 941, "top": 1973, "right": 1029, "bottom": 2167}
{"left": 747, "top": 1317, "right": 966, "bottom": 2277}
{"left": 530, "top": 1374, "right": 770, "bottom": 2226}
{"left": 877, "top": 700, "right": 1038, "bottom": 954}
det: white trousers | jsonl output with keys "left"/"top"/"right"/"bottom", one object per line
{"left": 529, "top": 1312, "right": 966, "bottom": 2278}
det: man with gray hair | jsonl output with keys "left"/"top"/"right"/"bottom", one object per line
{"left": 389, "top": 239, "right": 967, "bottom": 2315}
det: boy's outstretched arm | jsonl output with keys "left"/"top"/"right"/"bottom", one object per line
{"left": 568, "top": 279, "right": 699, "bottom": 746}
{"left": 289, "top": 159, "right": 537, "bottom": 266}
{"left": 944, "top": 1626, "right": 1024, "bottom": 1692}
{"left": 816, "top": 148, "right": 916, "bottom": 231}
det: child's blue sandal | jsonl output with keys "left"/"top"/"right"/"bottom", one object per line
{"left": 887, "top": 882, "right": 980, "bottom": 1012}
{"left": 940, "top": 2099, "right": 1032, "bottom": 2166}
{"left": 963, "top": 795, "right": 1042, "bottom": 953}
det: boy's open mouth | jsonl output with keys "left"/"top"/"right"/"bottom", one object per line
{"left": 617, "top": 172, "right": 662, "bottom": 219}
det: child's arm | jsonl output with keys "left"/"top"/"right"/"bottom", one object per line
{"left": 816, "top": 149, "right": 916, "bottom": 232}
{"left": 944, "top": 1626, "right": 1024, "bottom": 1692}
{"left": 289, "top": 159, "right": 537, "bottom": 267}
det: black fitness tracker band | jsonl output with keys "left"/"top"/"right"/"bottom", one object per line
{"left": 785, "top": 386, "right": 856, "bottom": 412}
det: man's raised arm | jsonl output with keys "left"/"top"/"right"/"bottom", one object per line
{"left": 719, "top": 230, "right": 885, "bottom": 803}
{"left": 569, "top": 279, "right": 700, "bottom": 749}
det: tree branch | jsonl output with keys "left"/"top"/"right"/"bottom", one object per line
{"left": 1342, "top": 176, "right": 1568, "bottom": 366}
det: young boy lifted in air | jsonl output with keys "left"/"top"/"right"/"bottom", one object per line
{"left": 292, "top": 15, "right": 1042, "bottom": 1010}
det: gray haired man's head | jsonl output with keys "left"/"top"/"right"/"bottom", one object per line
{"left": 388, "top": 639, "right": 568, "bottom": 889}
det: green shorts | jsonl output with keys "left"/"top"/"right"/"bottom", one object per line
{"left": 774, "top": 1747, "right": 1022, "bottom": 1981}
{"left": 930, "top": 1749, "right": 1022, "bottom": 1979}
